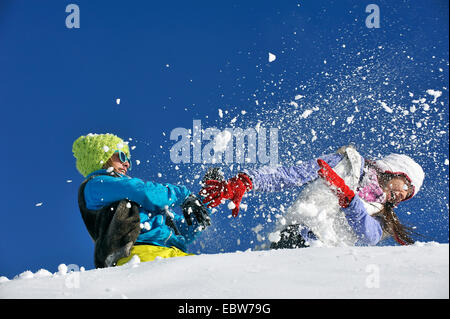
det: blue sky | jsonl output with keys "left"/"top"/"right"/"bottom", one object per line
{"left": 0, "top": 0, "right": 448, "bottom": 279}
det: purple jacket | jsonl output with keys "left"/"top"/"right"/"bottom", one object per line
{"left": 244, "top": 153, "right": 384, "bottom": 246}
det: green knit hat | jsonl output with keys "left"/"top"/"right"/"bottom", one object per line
{"left": 72, "top": 133, "right": 131, "bottom": 177}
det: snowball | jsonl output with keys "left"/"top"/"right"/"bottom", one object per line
{"left": 35, "top": 202, "right": 43, "bottom": 207}
{"left": 116, "top": 98, "right": 120, "bottom": 105}
{"left": 227, "top": 201, "right": 236, "bottom": 210}
{"left": 126, "top": 202, "right": 132, "bottom": 209}
{"left": 268, "top": 52, "right": 276, "bottom": 62}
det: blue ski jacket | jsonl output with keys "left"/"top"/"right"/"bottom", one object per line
{"left": 83, "top": 169, "right": 203, "bottom": 252}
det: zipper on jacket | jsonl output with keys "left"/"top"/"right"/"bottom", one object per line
{"left": 164, "top": 230, "right": 173, "bottom": 246}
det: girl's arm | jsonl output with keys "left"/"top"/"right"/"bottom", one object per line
{"left": 342, "top": 195, "right": 383, "bottom": 246}
{"left": 243, "top": 153, "right": 343, "bottom": 192}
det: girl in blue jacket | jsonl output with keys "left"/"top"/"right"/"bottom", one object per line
{"left": 73, "top": 133, "right": 210, "bottom": 267}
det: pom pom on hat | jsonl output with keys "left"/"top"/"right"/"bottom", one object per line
{"left": 72, "top": 133, "right": 130, "bottom": 177}
{"left": 374, "top": 153, "right": 425, "bottom": 200}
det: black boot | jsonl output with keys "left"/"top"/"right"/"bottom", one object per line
{"left": 270, "top": 224, "right": 314, "bottom": 250}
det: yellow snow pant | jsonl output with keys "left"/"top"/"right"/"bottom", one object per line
{"left": 117, "top": 245, "right": 193, "bottom": 266}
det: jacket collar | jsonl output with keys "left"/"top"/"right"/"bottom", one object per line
{"left": 86, "top": 169, "right": 128, "bottom": 179}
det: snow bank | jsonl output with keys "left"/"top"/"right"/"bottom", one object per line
{"left": 1, "top": 243, "right": 447, "bottom": 299}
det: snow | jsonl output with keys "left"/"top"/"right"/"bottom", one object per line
{"left": 116, "top": 98, "right": 120, "bottom": 105}
{"left": 426, "top": 89, "right": 442, "bottom": 103}
{"left": 268, "top": 52, "right": 276, "bottom": 62}
{"left": 0, "top": 244, "right": 447, "bottom": 298}
{"left": 379, "top": 101, "right": 393, "bottom": 113}
{"left": 213, "top": 130, "right": 232, "bottom": 153}
{"left": 301, "top": 109, "right": 313, "bottom": 119}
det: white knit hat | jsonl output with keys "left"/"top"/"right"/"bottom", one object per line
{"left": 374, "top": 154, "right": 425, "bottom": 200}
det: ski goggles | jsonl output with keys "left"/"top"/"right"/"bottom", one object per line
{"left": 114, "top": 150, "right": 132, "bottom": 170}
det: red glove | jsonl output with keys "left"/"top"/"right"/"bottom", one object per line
{"left": 200, "top": 173, "right": 253, "bottom": 217}
{"left": 317, "top": 159, "right": 355, "bottom": 208}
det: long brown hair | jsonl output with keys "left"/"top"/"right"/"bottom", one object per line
{"left": 375, "top": 202, "right": 415, "bottom": 245}
{"left": 365, "top": 160, "right": 416, "bottom": 245}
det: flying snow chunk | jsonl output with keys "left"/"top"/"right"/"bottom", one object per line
{"left": 35, "top": 202, "right": 43, "bottom": 207}
{"left": 426, "top": 89, "right": 442, "bottom": 103}
{"left": 346, "top": 115, "right": 355, "bottom": 124}
{"left": 379, "top": 101, "right": 393, "bottom": 113}
{"left": 213, "top": 130, "right": 232, "bottom": 152}
{"left": 227, "top": 201, "right": 236, "bottom": 210}
{"left": 268, "top": 231, "right": 281, "bottom": 243}
{"left": 301, "top": 109, "right": 313, "bottom": 119}
{"left": 268, "top": 52, "right": 276, "bottom": 62}
{"left": 116, "top": 98, "right": 121, "bottom": 105}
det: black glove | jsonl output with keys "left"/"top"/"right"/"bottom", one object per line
{"left": 202, "top": 167, "right": 224, "bottom": 184}
{"left": 182, "top": 194, "right": 211, "bottom": 228}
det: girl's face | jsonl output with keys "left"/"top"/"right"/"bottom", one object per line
{"left": 107, "top": 152, "right": 130, "bottom": 175}
{"left": 383, "top": 176, "right": 412, "bottom": 204}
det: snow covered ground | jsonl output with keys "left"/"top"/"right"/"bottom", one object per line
{"left": 0, "top": 243, "right": 447, "bottom": 299}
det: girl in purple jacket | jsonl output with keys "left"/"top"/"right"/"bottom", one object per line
{"left": 200, "top": 146, "right": 425, "bottom": 248}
